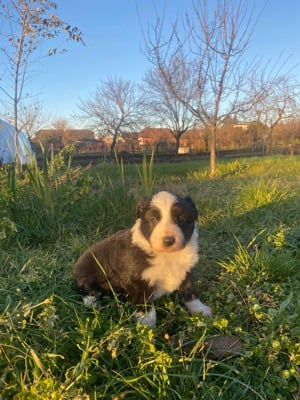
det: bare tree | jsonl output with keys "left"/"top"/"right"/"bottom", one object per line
{"left": 143, "top": 49, "right": 196, "bottom": 153}
{"left": 78, "top": 77, "right": 147, "bottom": 153}
{"left": 248, "top": 74, "right": 299, "bottom": 153}
{"left": 143, "top": 0, "right": 261, "bottom": 176}
{"left": 1, "top": 98, "right": 47, "bottom": 139}
{"left": 282, "top": 116, "right": 300, "bottom": 155}
{"left": 0, "top": 0, "right": 83, "bottom": 170}
{"left": 18, "top": 99, "right": 48, "bottom": 139}
{"left": 52, "top": 117, "right": 71, "bottom": 131}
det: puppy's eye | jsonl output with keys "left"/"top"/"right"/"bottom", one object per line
{"left": 150, "top": 217, "right": 158, "bottom": 225}
{"left": 177, "top": 215, "right": 186, "bottom": 225}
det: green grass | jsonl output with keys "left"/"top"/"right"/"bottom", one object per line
{"left": 0, "top": 154, "right": 299, "bottom": 399}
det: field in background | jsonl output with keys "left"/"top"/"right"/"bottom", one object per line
{"left": 0, "top": 154, "right": 299, "bottom": 399}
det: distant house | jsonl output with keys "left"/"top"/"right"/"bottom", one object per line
{"left": 117, "top": 132, "right": 140, "bottom": 153}
{"left": 33, "top": 128, "right": 103, "bottom": 152}
{"left": 138, "top": 127, "right": 175, "bottom": 152}
{"left": 76, "top": 137, "right": 105, "bottom": 153}
{"left": 233, "top": 122, "right": 253, "bottom": 131}
{"left": 181, "top": 129, "right": 207, "bottom": 153}
{"left": 137, "top": 127, "right": 208, "bottom": 153}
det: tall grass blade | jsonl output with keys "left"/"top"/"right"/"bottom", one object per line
{"left": 136, "top": 150, "right": 156, "bottom": 197}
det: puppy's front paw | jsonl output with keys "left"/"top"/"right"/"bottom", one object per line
{"left": 198, "top": 303, "right": 213, "bottom": 317}
{"left": 184, "top": 299, "right": 212, "bottom": 318}
{"left": 82, "top": 295, "right": 99, "bottom": 308}
{"left": 135, "top": 306, "right": 157, "bottom": 326}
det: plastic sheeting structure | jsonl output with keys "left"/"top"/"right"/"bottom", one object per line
{"left": 0, "top": 119, "right": 33, "bottom": 165}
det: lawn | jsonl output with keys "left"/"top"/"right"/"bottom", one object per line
{"left": 0, "top": 152, "right": 299, "bottom": 399}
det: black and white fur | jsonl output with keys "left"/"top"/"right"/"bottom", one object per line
{"left": 74, "top": 191, "right": 212, "bottom": 326}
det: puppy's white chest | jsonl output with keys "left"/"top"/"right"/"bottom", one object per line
{"left": 141, "top": 247, "right": 198, "bottom": 298}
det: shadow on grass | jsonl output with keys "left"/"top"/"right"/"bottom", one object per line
{"left": 196, "top": 194, "right": 300, "bottom": 291}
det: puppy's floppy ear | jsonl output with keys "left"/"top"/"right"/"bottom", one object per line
{"left": 136, "top": 198, "right": 151, "bottom": 218}
{"left": 184, "top": 196, "right": 198, "bottom": 219}
{"left": 184, "top": 195, "right": 196, "bottom": 207}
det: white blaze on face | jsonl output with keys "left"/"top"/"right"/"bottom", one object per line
{"left": 149, "top": 191, "right": 185, "bottom": 253}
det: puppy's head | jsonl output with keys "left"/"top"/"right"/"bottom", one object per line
{"left": 137, "top": 191, "right": 198, "bottom": 253}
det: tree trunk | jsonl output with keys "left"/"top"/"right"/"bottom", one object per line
{"left": 209, "top": 126, "right": 217, "bottom": 177}
{"left": 110, "top": 133, "right": 118, "bottom": 153}
{"left": 175, "top": 136, "right": 180, "bottom": 154}
{"left": 266, "top": 128, "right": 274, "bottom": 154}
{"left": 13, "top": 105, "right": 20, "bottom": 173}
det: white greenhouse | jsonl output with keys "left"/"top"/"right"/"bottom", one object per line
{"left": 0, "top": 119, "right": 33, "bottom": 165}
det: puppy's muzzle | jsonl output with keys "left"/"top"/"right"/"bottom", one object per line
{"left": 163, "top": 236, "right": 176, "bottom": 247}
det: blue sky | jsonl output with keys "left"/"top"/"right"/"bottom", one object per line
{"left": 28, "top": 0, "right": 300, "bottom": 126}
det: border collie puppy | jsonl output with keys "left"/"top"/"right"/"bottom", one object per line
{"left": 74, "top": 191, "right": 212, "bottom": 326}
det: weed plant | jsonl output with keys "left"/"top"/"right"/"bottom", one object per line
{"left": 0, "top": 154, "right": 299, "bottom": 399}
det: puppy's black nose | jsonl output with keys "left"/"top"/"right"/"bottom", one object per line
{"left": 163, "top": 236, "right": 176, "bottom": 247}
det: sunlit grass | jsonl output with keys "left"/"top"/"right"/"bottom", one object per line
{"left": 0, "top": 154, "right": 299, "bottom": 398}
